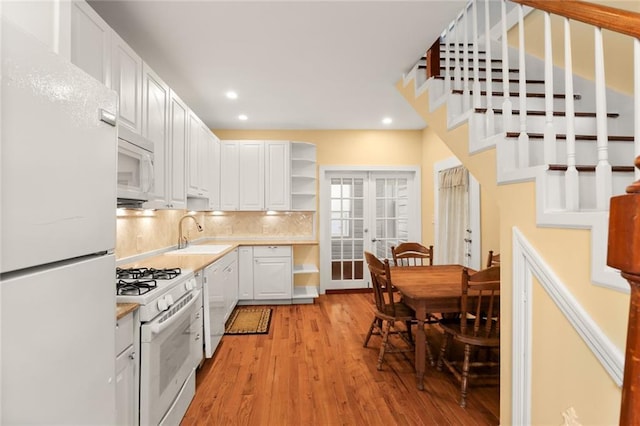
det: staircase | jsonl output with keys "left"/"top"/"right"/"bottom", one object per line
{"left": 404, "top": 0, "right": 639, "bottom": 293}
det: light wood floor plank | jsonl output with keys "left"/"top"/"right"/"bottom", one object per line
{"left": 182, "top": 293, "right": 499, "bottom": 425}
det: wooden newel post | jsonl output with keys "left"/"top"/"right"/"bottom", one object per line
{"left": 607, "top": 156, "right": 640, "bottom": 425}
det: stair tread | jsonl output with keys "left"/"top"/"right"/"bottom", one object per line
{"left": 548, "top": 164, "right": 634, "bottom": 172}
{"left": 434, "top": 76, "right": 544, "bottom": 84}
{"left": 475, "top": 108, "right": 619, "bottom": 118}
{"left": 505, "top": 132, "right": 633, "bottom": 141}
{"left": 421, "top": 56, "right": 502, "bottom": 63}
{"left": 452, "top": 89, "right": 580, "bottom": 100}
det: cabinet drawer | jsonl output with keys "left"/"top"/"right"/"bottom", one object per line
{"left": 115, "top": 312, "right": 134, "bottom": 356}
{"left": 253, "top": 245, "right": 291, "bottom": 257}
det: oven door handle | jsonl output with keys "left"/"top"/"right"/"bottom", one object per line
{"left": 150, "top": 289, "right": 201, "bottom": 336}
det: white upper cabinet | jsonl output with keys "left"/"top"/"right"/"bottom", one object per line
{"left": 207, "top": 132, "right": 221, "bottom": 211}
{"left": 111, "top": 32, "right": 142, "bottom": 135}
{"left": 168, "top": 91, "right": 188, "bottom": 209}
{"left": 141, "top": 63, "right": 170, "bottom": 209}
{"left": 187, "top": 111, "right": 203, "bottom": 197}
{"left": 3, "top": 1, "right": 71, "bottom": 59}
{"left": 238, "top": 141, "right": 265, "bottom": 211}
{"left": 70, "top": 1, "right": 110, "bottom": 87}
{"left": 220, "top": 141, "right": 239, "bottom": 211}
{"left": 265, "top": 141, "right": 291, "bottom": 211}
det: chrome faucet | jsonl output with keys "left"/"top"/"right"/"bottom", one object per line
{"left": 178, "top": 214, "right": 203, "bottom": 249}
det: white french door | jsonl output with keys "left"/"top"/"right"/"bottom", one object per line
{"left": 319, "top": 168, "right": 421, "bottom": 292}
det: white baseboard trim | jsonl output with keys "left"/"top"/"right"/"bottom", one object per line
{"left": 512, "top": 227, "right": 624, "bottom": 425}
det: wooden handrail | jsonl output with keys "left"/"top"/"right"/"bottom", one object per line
{"left": 512, "top": 0, "right": 640, "bottom": 39}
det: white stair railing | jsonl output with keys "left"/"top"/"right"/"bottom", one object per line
{"left": 445, "top": 24, "right": 452, "bottom": 97}
{"left": 454, "top": 14, "right": 462, "bottom": 91}
{"left": 594, "top": 26, "right": 612, "bottom": 210}
{"left": 563, "top": 17, "right": 579, "bottom": 211}
{"left": 484, "top": 0, "right": 495, "bottom": 136}
{"left": 501, "top": 0, "right": 512, "bottom": 131}
{"left": 543, "top": 12, "right": 557, "bottom": 163}
{"left": 463, "top": 4, "right": 471, "bottom": 111}
{"left": 472, "top": 0, "right": 481, "bottom": 109}
{"left": 517, "top": 4, "right": 530, "bottom": 168}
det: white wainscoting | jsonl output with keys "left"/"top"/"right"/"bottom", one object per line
{"left": 511, "top": 227, "right": 624, "bottom": 426}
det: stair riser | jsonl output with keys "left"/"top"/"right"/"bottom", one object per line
{"left": 527, "top": 140, "right": 633, "bottom": 167}
{"left": 451, "top": 93, "right": 577, "bottom": 112}
{"left": 482, "top": 114, "right": 620, "bottom": 136}
{"left": 545, "top": 170, "right": 633, "bottom": 211}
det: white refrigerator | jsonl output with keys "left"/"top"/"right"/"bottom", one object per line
{"left": 1, "top": 15, "right": 118, "bottom": 425}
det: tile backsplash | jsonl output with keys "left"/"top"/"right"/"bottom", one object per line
{"left": 116, "top": 209, "right": 315, "bottom": 259}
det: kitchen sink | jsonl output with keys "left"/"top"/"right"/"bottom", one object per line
{"left": 167, "top": 244, "right": 232, "bottom": 255}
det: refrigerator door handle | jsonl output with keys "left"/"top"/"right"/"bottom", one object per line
{"left": 99, "top": 109, "right": 117, "bottom": 127}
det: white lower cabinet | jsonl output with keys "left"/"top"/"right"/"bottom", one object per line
{"left": 239, "top": 246, "right": 292, "bottom": 301}
{"left": 115, "top": 310, "right": 139, "bottom": 426}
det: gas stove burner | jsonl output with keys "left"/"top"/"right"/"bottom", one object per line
{"left": 117, "top": 279, "right": 157, "bottom": 296}
{"left": 116, "top": 267, "right": 150, "bottom": 280}
{"left": 116, "top": 267, "right": 182, "bottom": 281}
{"left": 148, "top": 268, "right": 182, "bottom": 280}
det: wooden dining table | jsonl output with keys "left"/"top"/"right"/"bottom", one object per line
{"left": 390, "top": 264, "right": 474, "bottom": 390}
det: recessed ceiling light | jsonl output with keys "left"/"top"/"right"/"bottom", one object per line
{"left": 226, "top": 91, "right": 238, "bottom": 99}
{"left": 382, "top": 117, "right": 393, "bottom": 125}
{"left": 238, "top": 114, "right": 248, "bottom": 121}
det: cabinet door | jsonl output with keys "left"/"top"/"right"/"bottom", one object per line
{"left": 208, "top": 133, "right": 221, "bottom": 211}
{"left": 265, "top": 141, "right": 291, "bottom": 211}
{"left": 197, "top": 123, "right": 211, "bottom": 200}
{"left": 70, "top": 1, "right": 111, "bottom": 87}
{"left": 204, "top": 263, "right": 224, "bottom": 357}
{"left": 111, "top": 32, "right": 142, "bottom": 134}
{"left": 223, "top": 256, "right": 238, "bottom": 320}
{"left": 115, "top": 345, "right": 136, "bottom": 426}
{"left": 220, "top": 141, "right": 239, "bottom": 211}
{"left": 142, "top": 63, "right": 169, "bottom": 208}
{"left": 168, "top": 91, "right": 187, "bottom": 209}
{"left": 187, "top": 111, "right": 203, "bottom": 197}
{"left": 254, "top": 257, "right": 292, "bottom": 299}
{"left": 239, "top": 141, "right": 264, "bottom": 211}
{"left": 238, "top": 247, "right": 254, "bottom": 300}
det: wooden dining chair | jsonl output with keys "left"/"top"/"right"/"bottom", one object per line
{"left": 486, "top": 250, "right": 500, "bottom": 268}
{"left": 391, "top": 242, "right": 434, "bottom": 266}
{"left": 437, "top": 265, "right": 501, "bottom": 407}
{"left": 363, "top": 251, "right": 415, "bottom": 370}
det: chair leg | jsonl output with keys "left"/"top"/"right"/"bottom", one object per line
{"left": 405, "top": 320, "right": 414, "bottom": 346}
{"left": 377, "top": 320, "right": 391, "bottom": 370}
{"left": 459, "top": 343, "right": 472, "bottom": 408}
{"left": 363, "top": 317, "right": 380, "bottom": 347}
{"left": 437, "top": 333, "right": 452, "bottom": 371}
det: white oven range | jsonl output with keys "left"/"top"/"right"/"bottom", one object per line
{"left": 116, "top": 267, "right": 203, "bottom": 425}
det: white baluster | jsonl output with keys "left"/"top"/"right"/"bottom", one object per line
{"left": 517, "top": 4, "right": 529, "bottom": 168}
{"left": 594, "top": 26, "right": 612, "bottom": 210}
{"left": 544, "top": 11, "right": 557, "bottom": 164}
{"left": 463, "top": 4, "right": 471, "bottom": 111}
{"left": 445, "top": 23, "right": 452, "bottom": 96}
{"left": 472, "top": 0, "right": 481, "bottom": 109}
{"left": 635, "top": 38, "right": 640, "bottom": 182}
{"left": 501, "top": 0, "right": 512, "bottom": 133}
{"left": 484, "top": 0, "right": 495, "bottom": 136}
{"left": 564, "top": 18, "right": 579, "bottom": 211}
{"left": 454, "top": 14, "right": 462, "bottom": 91}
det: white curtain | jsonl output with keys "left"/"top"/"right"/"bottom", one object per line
{"left": 437, "top": 166, "right": 469, "bottom": 265}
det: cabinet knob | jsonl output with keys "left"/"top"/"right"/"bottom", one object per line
{"left": 129, "top": 351, "right": 136, "bottom": 360}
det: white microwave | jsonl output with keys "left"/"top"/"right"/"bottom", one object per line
{"left": 117, "top": 126, "right": 154, "bottom": 207}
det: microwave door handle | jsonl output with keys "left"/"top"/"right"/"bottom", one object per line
{"left": 141, "top": 154, "right": 154, "bottom": 193}
{"left": 149, "top": 289, "right": 201, "bottom": 336}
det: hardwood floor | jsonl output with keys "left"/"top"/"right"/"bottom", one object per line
{"left": 181, "top": 293, "right": 500, "bottom": 425}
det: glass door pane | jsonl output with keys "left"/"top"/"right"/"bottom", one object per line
{"left": 372, "top": 176, "right": 410, "bottom": 259}
{"left": 329, "top": 176, "right": 366, "bottom": 288}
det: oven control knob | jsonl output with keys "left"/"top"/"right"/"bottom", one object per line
{"left": 165, "top": 294, "right": 174, "bottom": 306}
{"left": 157, "top": 298, "right": 169, "bottom": 311}
{"left": 185, "top": 280, "right": 193, "bottom": 291}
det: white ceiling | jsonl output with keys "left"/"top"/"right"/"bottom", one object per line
{"left": 88, "top": 1, "right": 465, "bottom": 130}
